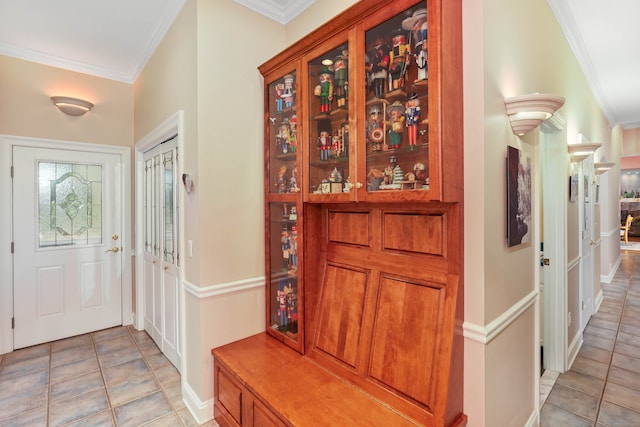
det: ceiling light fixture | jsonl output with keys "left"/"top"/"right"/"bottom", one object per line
{"left": 51, "top": 96, "right": 94, "bottom": 116}
{"left": 567, "top": 142, "right": 601, "bottom": 162}
{"left": 504, "top": 93, "right": 565, "bottom": 136}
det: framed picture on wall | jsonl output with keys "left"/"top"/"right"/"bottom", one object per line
{"left": 569, "top": 173, "right": 578, "bottom": 202}
{"left": 506, "top": 146, "right": 531, "bottom": 247}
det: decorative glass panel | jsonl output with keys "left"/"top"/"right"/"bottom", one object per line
{"left": 144, "top": 159, "right": 153, "bottom": 253}
{"left": 163, "top": 150, "right": 175, "bottom": 264}
{"left": 38, "top": 161, "right": 102, "bottom": 248}
{"left": 153, "top": 154, "right": 161, "bottom": 257}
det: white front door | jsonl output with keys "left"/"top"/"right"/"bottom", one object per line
{"left": 13, "top": 146, "right": 123, "bottom": 349}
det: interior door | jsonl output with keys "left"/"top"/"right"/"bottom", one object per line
{"left": 142, "top": 139, "right": 181, "bottom": 370}
{"left": 580, "top": 159, "right": 595, "bottom": 331}
{"left": 12, "top": 146, "right": 123, "bottom": 349}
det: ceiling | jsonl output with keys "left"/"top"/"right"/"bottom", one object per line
{"left": 0, "top": 0, "right": 637, "bottom": 129}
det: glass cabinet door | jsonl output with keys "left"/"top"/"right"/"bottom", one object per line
{"left": 268, "top": 71, "right": 299, "bottom": 196}
{"left": 268, "top": 202, "right": 299, "bottom": 341}
{"left": 363, "top": 3, "right": 430, "bottom": 194}
{"left": 307, "top": 42, "right": 350, "bottom": 196}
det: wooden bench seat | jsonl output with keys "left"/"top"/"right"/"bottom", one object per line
{"left": 212, "top": 333, "right": 422, "bottom": 427}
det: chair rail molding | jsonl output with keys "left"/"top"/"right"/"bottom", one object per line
{"left": 463, "top": 289, "right": 538, "bottom": 344}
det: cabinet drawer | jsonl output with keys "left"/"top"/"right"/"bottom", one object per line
{"left": 215, "top": 363, "right": 243, "bottom": 425}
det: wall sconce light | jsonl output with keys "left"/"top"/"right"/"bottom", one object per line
{"left": 51, "top": 96, "right": 94, "bottom": 116}
{"left": 594, "top": 162, "right": 615, "bottom": 175}
{"left": 504, "top": 93, "right": 565, "bottom": 136}
{"left": 567, "top": 142, "right": 601, "bottom": 162}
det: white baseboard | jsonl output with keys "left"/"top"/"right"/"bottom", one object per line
{"left": 182, "top": 380, "right": 214, "bottom": 425}
{"left": 601, "top": 254, "right": 622, "bottom": 284}
{"left": 594, "top": 289, "right": 604, "bottom": 314}
{"left": 525, "top": 408, "right": 538, "bottom": 427}
{"left": 567, "top": 332, "right": 583, "bottom": 370}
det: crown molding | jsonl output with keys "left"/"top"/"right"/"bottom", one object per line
{"left": 234, "top": 0, "right": 316, "bottom": 24}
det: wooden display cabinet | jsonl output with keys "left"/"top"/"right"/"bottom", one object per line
{"left": 214, "top": 0, "right": 465, "bottom": 425}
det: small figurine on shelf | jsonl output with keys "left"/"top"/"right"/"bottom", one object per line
{"left": 330, "top": 167, "right": 342, "bottom": 183}
{"left": 281, "top": 229, "right": 291, "bottom": 270}
{"left": 315, "top": 60, "right": 334, "bottom": 113}
{"left": 286, "top": 281, "right": 298, "bottom": 333}
{"left": 282, "top": 74, "right": 295, "bottom": 111}
{"left": 387, "top": 101, "right": 405, "bottom": 150}
{"left": 282, "top": 203, "right": 289, "bottom": 218}
{"left": 289, "top": 226, "right": 298, "bottom": 271}
{"left": 331, "top": 131, "right": 340, "bottom": 158}
{"left": 367, "top": 105, "right": 384, "bottom": 152}
{"left": 289, "top": 165, "right": 300, "bottom": 193}
{"left": 405, "top": 92, "right": 421, "bottom": 149}
{"left": 389, "top": 29, "right": 410, "bottom": 91}
{"left": 366, "top": 36, "right": 389, "bottom": 99}
{"left": 277, "top": 279, "right": 288, "bottom": 330}
{"left": 289, "top": 115, "right": 297, "bottom": 153}
{"left": 318, "top": 130, "right": 330, "bottom": 161}
{"left": 334, "top": 53, "right": 348, "bottom": 108}
{"left": 340, "top": 122, "right": 349, "bottom": 158}
{"left": 402, "top": 8, "right": 428, "bottom": 82}
{"left": 392, "top": 162, "right": 405, "bottom": 186}
{"left": 275, "top": 81, "right": 285, "bottom": 112}
{"left": 289, "top": 205, "right": 297, "bottom": 221}
{"left": 277, "top": 118, "right": 291, "bottom": 154}
{"left": 275, "top": 165, "right": 288, "bottom": 193}
{"left": 413, "top": 162, "right": 426, "bottom": 182}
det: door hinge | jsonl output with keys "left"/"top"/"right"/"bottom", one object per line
{"left": 11, "top": 317, "right": 14, "bottom": 329}
{"left": 11, "top": 242, "right": 14, "bottom": 253}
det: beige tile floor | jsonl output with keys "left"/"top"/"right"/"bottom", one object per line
{"left": 541, "top": 252, "right": 640, "bottom": 426}
{"left": 0, "top": 325, "right": 215, "bottom": 426}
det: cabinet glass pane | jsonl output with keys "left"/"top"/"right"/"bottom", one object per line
{"left": 268, "top": 71, "right": 299, "bottom": 195}
{"left": 268, "top": 202, "right": 299, "bottom": 340}
{"left": 163, "top": 150, "right": 175, "bottom": 264}
{"left": 364, "top": 3, "right": 429, "bottom": 193}
{"left": 307, "top": 43, "right": 350, "bottom": 195}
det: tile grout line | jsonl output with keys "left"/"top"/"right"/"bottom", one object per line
{"left": 592, "top": 259, "right": 637, "bottom": 424}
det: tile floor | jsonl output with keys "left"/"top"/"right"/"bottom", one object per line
{"left": 541, "top": 252, "right": 640, "bottom": 426}
{"left": 0, "top": 325, "right": 215, "bottom": 426}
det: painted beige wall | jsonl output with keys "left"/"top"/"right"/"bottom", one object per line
{"left": 464, "top": 0, "right": 613, "bottom": 425}
{"left": 622, "top": 128, "right": 640, "bottom": 156}
{"left": 0, "top": 55, "right": 133, "bottom": 146}
{"left": 285, "top": 0, "right": 359, "bottom": 45}
{"left": 134, "top": 0, "right": 199, "bottom": 283}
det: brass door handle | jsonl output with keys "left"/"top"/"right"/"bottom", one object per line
{"left": 106, "top": 247, "right": 120, "bottom": 253}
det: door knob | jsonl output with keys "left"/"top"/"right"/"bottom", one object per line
{"left": 106, "top": 247, "right": 120, "bottom": 253}
{"left": 355, "top": 182, "right": 363, "bottom": 189}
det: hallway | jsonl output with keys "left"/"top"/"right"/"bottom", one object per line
{"left": 541, "top": 251, "right": 640, "bottom": 426}
{"left": 0, "top": 325, "right": 211, "bottom": 426}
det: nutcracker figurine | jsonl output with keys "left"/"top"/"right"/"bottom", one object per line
{"left": 289, "top": 226, "right": 298, "bottom": 270}
{"left": 402, "top": 8, "right": 428, "bottom": 81}
{"left": 387, "top": 101, "right": 405, "bottom": 150}
{"left": 282, "top": 74, "right": 295, "bottom": 111}
{"left": 366, "top": 36, "right": 389, "bottom": 99}
{"left": 316, "top": 60, "right": 333, "bottom": 113}
{"left": 367, "top": 105, "right": 384, "bottom": 152}
{"left": 389, "top": 29, "right": 410, "bottom": 90}
{"left": 277, "top": 279, "right": 288, "bottom": 329}
{"left": 334, "top": 53, "right": 348, "bottom": 108}
{"left": 405, "top": 92, "right": 421, "bottom": 148}
{"left": 317, "top": 119, "right": 332, "bottom": 161}
{"left": 275, "top": 81, "right": 285, "bottom": 111}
